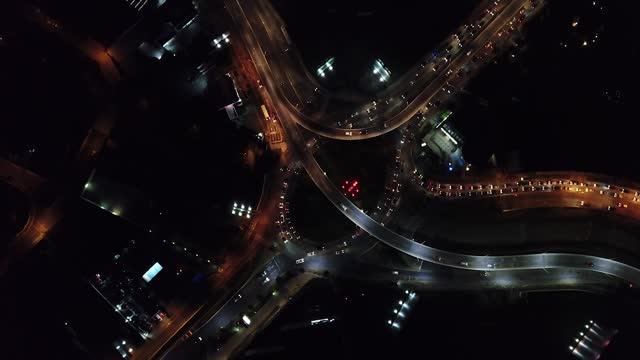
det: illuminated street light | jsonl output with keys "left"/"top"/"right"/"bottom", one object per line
{"left": 373, "top": 59, "right": 391, "bottom": 82}
{"left": 232, "top": 201, "right": 253, "bottom": 218}
{"left": 317, "top": 57, "right": 335, "bottom": 78}
{"left": 212, "top": 32, "right": 231, "bottom": 49}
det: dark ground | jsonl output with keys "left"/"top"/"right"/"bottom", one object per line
{"left": 0, "top": 183, "right": 29, "bottom": 252}
{"left": 0, "top": 7, "right": 102, "bottom": 178}
{"left": 454, "top": 0, "right": 640, "bottom": 178}
{"left": 273, "top": 0, "right": 477, "bottom": 91}
{"left": 243, "top": 277, "right": 640, "bottom": 360}
{"left": 290, "top": 173, "right": 355, "bottom": 245}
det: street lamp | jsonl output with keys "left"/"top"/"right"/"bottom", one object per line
{"left": 232, "top": 202, "right": 253, "bottom": 218}
{"left": 373, "top": 59, "right": 391, "bottom": 82}
{"left": 212, "top": 32, "right": 231, "bottom": 49}
{"left": 317, "top": 57, "right": 335, "bottom": 78}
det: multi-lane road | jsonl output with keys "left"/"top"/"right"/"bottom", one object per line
{"left": 235, "top": 0, "right": 534, "bottom": 140}
{"left": 225, "top": 0, "right": 640, "bottom": 287}
{"left": 10, "top": 1, "right": 631, "bottom": 359}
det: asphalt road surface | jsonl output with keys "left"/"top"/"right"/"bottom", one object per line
{"left": 227, "top": 0, "right": 640, "bottom": 286}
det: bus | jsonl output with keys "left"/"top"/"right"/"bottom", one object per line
{"left": 260, "top": 104, "right": 270, "bottom": 121}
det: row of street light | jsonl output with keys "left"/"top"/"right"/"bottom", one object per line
{"left": 387, "top": 289, "right": 417, "bottom": 331}
{"left": 568, "top": 320, "right": 617, "bottom": 360}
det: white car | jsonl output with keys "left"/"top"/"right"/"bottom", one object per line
{"left": 296, "top": 258, "right": 305, "bottom": 264}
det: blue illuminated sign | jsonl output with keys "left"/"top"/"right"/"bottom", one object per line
{"left": 142, "top": 262, "right": 163, "bottom": 282}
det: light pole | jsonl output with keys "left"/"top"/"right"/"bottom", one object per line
{"left": 231, "top": 202, "right": 252, "bottom": 218}
{"left": 316, "top": 57, "right": 335, "bottom": 78}
{"left": 373, "top": 58, "right": 391, "bottom": 82}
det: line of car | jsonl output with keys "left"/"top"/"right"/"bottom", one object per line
{"left": 340, "top": 1, "right": 510, "bottom": 131}
{"left": 422, "top": 178, "right": 639, "bottom": 210}
{"left": 276, "top": 168, "right": 301, "bottom": 244}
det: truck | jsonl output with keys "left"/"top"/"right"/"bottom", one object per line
{"left": 260, "top": 104, "right": 270, "bottom": 121}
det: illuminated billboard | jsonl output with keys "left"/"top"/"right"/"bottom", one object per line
{"left": 142, "top": 262, "right": 163, "bottom": 282}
